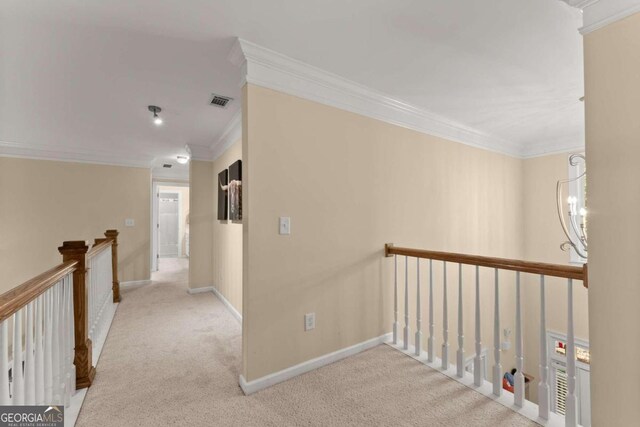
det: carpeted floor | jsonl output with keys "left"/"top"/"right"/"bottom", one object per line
{"left": 76, "top": 258, "right": 536, "bottom": 426}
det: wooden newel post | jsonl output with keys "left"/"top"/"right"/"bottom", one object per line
{"left": 105, "top": 229, "right": 120, "bottom": 303}
{"left": 58, "top": 241, "right": 96, "bottom": 389}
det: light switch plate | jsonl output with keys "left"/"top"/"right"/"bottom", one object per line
{"left": 125, "top": 218, "right": 135, "bottom": 227}
{"left": 279, "top": 217, "right": 291, "bottom": 235}
{"left": 304, "top": 313, "right": 315, "bottom": 331}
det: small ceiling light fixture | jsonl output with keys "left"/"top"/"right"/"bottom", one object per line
{"left": 148, "top": 105, "right": 163, "bottom": 125}
{"left": 176, "top": 155, "right": 189, "bottom": 164}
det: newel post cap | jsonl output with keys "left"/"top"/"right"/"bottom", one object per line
{"left": 58, "top": 240, "right": 89, "bottom": 255}
{"left": 385, "top": 243, "right": 394, "bottom": 258}
{"left": 58, "top": 241, "right": 89, "bottom": 267}
{"left": 105, "top": 229, "right": 119, "bottom": 238}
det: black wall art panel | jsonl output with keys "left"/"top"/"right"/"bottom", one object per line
{"left": 217, "top": 169, "right": 228, "bottom": 220}
{"left": 228, "top": 160, "right": 242, "bottom": 221}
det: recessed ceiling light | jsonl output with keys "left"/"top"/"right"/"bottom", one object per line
{"left": 176, "top": 155, "right": 189, "bottom": 164}
{"left": 148, "top": 105, "right": 163, "bottom": 125}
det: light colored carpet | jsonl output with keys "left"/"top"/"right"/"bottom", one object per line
{"left": 76, "top": 258, "right": 536, "bottom": 426}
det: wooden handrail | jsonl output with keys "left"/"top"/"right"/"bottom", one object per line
{"left": 0, "top": 260, "right": 78, "bottom": 323}
{"left": 87, "top": 239, "right": 112, "bottom": 259}
{"left": 385, "top": 243, "right": 588, "bottom": 287}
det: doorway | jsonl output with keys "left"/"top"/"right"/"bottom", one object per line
{"left": 159, "top": 192, "right": 180, "bottom": 257}
{"left": 152, "top": 183, "right": 190, "bottom": 272}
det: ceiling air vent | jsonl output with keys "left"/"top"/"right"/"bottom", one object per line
{"left": 210, "top": 94, "right": 233, "bottom": 108}
{"left": 163, "top": 164, "right": 172, "bottom": 168}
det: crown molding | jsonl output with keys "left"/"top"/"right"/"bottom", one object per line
{"left": 560, "top": 0, "right": 599, "bottom": 8}
{"left": 229, "top": 39, "right": 530, "bottom": 158}
{"left": 561, "top": 0, "right": 640, "bottom": 34}
{"left": 185, "top": 143, "right": 214, "bottom": 161}
{"left": 211, "top": 110, "right": 242, "bottom": 161}
{"left": 0, "top": 140, "right": 153, "bottom": 168}
{"left": 519, "top": 132, "right": 585, "bottom": 158}
{"left": 521, "top": 142, "right": 586, "bottom": 159}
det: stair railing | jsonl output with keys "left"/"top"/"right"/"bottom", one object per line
{"left": 385, "top": 243, "right": 587, "bottom": 426}
{"left": 0, "top": 229, "right": 120, "bottom": 406}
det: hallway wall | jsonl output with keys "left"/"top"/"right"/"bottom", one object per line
{"left": 242, "top": 84, "right": 524, "bottom": 382}
{"left": 212, "top": 139, "right": 243, "bottom": 313}
{"left": 584, "top": 12, "right": 640, "bottom": 425}
{"left": 0, "top": 157, "right": 151, "bottom": 293}
{"left": 189, "top": 160, "right": 213, "bottom": 289}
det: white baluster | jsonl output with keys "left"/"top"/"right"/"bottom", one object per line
{"left": 52, "top": 285, "right": 61, "bottom": 405}
{"left": 415, "top": 259, "right": 422, "bottom": 356}
{"left": 565, "top": 279, "right": 578, "bottom": 427}
{"left": 393, "top": 255, "right": 398, "bottom": 345}
{"left": 0, "top": 321, "right": 10, "bottom": 404}
{"left": 492, "top": 269, "right": 502, "bottom": 396}
{"left": 35, "top": 297, "right": 44, "bottom": 405}
{"left": 97, "top": 255, "right": 103, "bottom": 342}
{"left": 12, "top": 310, "right": 24, "bottom": 404}
{"left": 24, "top": 302, "right": 35, "bottom": 404}
{"left": 68, "top": 276, "right": 76, "bottom": 393}
{"left": 57, "top": 281, "right": 66, "bottom": 405}
{"left": 456, "top": 263, "right": 465, "bottom": 378}
{"left": 403, "top": 257, "right": 410, "bottom": 350}
{"left": 62, "top": 278, "right": 70, "bottom": 407}
{"left": 514, "top": 272, "right": 525, "bottom": 407}
{"left": 403, "top": 256, "right": 409, "bottom": 350}
{"left": 89, "top": 258, "right": 95, "bottom": 342}
{"left": 474, "top": 265, "right": 483, "bottom": 386}
{"left": 44, "top": 289, "right": 53, "bottom": 404}
{"left": 67, "top": 275, "right": 75, "bottom": 401}
{"left": 427, "top": 259, "right": 435, "bottom": 363}
{"left": 538, "top": 275, "right": 550, "bottom": 419}
{"left": 441, "top": 261, "right": 449, "bottom": 370}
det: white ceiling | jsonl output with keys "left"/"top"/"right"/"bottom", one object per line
{"left": 0, "top": 0, "right": 584, "bottom": 179}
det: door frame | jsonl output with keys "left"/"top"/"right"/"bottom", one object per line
{"left": 151, "top": 181, "right": 189, "bottom": 272}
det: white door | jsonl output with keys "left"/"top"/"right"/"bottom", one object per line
{"left": 159, "top": 193, "right": 179, "bottom": 257}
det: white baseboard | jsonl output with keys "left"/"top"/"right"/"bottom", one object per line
{"left": 211, "top": 286, "right": 242, "bottom": 322}
{"left": 186, "top": 285, "right": 242, "bottom": 322}
{"left": 239, "top": 333, "right": 392, "bottom": 395}
{"left": 65, "top": 388, "right": 87, "bottom": 427}
{"left": 186, "top": 286, "right": 214, "bottom": 295}
{"left": 120, "top": 279, "right": 151, "bottom": 289}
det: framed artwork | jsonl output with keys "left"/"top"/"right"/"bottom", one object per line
{"left": 228, "top": 160, "right": 242, "bottom": 221}
{"left": 217, "top": 169, "right": 228, "bottom": 220}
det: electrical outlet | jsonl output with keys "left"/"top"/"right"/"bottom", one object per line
{"left": 304, "top": 313, "right": 315, "bottom": 331}
{"left": 125, "top": 218, "right": 135, "bottom": 227}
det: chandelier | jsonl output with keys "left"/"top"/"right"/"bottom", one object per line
{"left": 556, "top": 154, "right": 587, "bottom": 259}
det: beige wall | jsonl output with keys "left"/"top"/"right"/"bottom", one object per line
{"left": 0, "top": 157, "right": 151, "bottom": 293}
{"left": 188, "top": 160, "right": 213, "bottom": 289}
{"left": 212, "top": 140, "right": 243, "bottom": 312}
{"left": 584, "top": 13, "right": 640, "bottom": 425}
{"left": 522, "top": 153, "right": 589, "bottom": 404}
{"left": 158, "top": 185, "right": 190, "bottom": 256}
{"left": 242, "top": 84, "right": 525, "bottom": 381}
